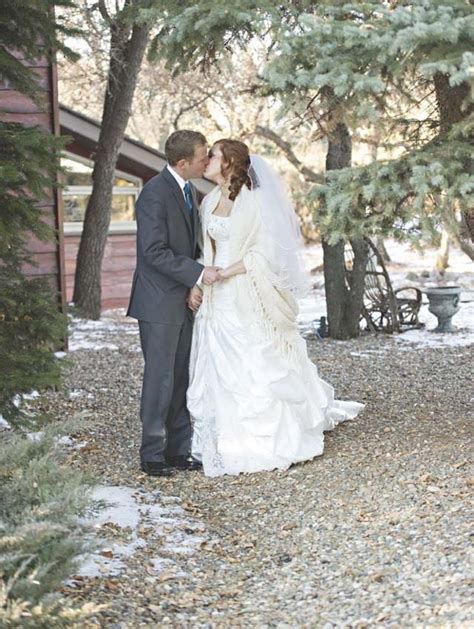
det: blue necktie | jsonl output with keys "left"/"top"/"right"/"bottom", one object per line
{"left": 183, "top": 182, "right": 193, "bottom": 215}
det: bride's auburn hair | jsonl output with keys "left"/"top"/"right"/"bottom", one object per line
{"left": 214, "top": 139, "right": 252, "bottom": 201}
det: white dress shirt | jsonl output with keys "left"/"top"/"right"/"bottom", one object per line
{"left": 167, "top": 164, "right": 187, "bottom": 199}
{"left": 166, "top": 165, "right": 204, "bottom": 287}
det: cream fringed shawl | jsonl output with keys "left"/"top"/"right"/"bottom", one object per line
{"left": 199, "top": 185, "right": 307, "bottom": 365}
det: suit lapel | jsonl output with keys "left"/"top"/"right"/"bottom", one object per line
{"left": 162, "top": 168, "right": 193, "bottom": 239}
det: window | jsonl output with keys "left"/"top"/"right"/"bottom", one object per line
{"left": 61, "top": 153, "right": 142, "bottom": 233}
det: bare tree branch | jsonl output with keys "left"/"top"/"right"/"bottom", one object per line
{"left": 255, "top": 125, "right": 324, "bottom": 184}
{"left": 97, "top": 0, "right": 112, "bottom": 24}
{"left": 173, "top": 93, "right": 214, "bottom": 129}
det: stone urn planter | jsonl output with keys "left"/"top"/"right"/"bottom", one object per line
{"left": 424, "top": 286, "right": 461, "bottom": 332}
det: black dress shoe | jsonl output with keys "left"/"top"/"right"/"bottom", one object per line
{"left": 166, "top": 455, "right": 203, "bottom": 471}
{"left": 140, "top": 461, "right": 175, "bottom": 477}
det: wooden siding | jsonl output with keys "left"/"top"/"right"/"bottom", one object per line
{"left": 65, "top": 233, "right": 136, "bottom": 310}
{"left": 0, "top": 49, "right": 66, "bottom": 315}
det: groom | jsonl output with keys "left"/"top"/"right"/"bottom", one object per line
{"left": 127, "top": 130, "right": 219, "bottom": 477}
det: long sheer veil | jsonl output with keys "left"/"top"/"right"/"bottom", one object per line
{"left": 249, "top": 154, "right": 311, "bottom": 298}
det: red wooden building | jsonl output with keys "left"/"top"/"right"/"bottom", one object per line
{"left": 1, "top": 54, "right": 212, "bottom": 312}
{"left": 0, "top": 52, "right": 67, "bottom": 312}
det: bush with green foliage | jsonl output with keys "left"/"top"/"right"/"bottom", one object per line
{"left": 0, "top": 2, "right": 102, "bottom": 624}
{"left": 0, "top": 0, "right": 78, "bottom": 423}
{"left": 0, "top": 418, "right": 104, "bottom": 627}
{"left": 0, "top": 125, "right": 67, "bottom": 425}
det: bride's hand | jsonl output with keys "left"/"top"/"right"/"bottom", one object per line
{"left": 217, "top": 268, "right": 230, "bottom": 281}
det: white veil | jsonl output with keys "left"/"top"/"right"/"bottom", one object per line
{"left": 249, "top": 154, "right": 311, "bottom": 298}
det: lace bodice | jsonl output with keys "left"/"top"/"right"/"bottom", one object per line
{"left": 207, "top": 214, "right": 230, "bottom": 241}
{"left": 207, "top": 214, "right": 231, "bottom": 269}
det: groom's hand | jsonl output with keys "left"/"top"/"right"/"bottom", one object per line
{"left": 202, "top": 266, "right": 221, "bottom": 285}
{"left": 187, "top": 286, "right": 203, "bottom": 312}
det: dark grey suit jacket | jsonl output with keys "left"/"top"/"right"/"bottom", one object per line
{"left": 127, "top": 168, "right": 204, "bottom": 324}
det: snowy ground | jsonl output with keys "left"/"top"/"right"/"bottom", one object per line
{"left": 72, "top": 486, "right": 209, "bottom": 583}
{"left": 66, "top": 239, "right": 473, "bottom": 354}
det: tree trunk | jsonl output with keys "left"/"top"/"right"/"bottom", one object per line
{"left": 73, "top": 19, "right": 151, "bottom": 319}
{"left": 376, "top": 236, "right": 391, "bottom": 263}
{"left": 433, "top": 72, "right": 474, "bottom": 255}
{"left": 322, "top": 122, "right": 368, "bottom": 339}
{"left": 434, "top": 229, "right": 450, "bottom": 274}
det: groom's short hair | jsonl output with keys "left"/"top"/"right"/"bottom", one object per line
{"left": 165, "top": 130, "right": 207, "bottom": 165}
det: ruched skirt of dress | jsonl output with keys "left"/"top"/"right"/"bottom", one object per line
{"left": 187, "top": 214, "right": 364, "bottom": 477}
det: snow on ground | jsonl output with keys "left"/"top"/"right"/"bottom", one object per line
{"left": 73, "top": 485, "right": 208, "bottom": 581}
{"left": 68, "top": 315, "right": 138, "bottom": 352}
{"left": 0, "top": 415, "right": 11, "bottom": 431}
{"left": 25, "top": 431, "right": 89, "bottom": 449}
{"left": 0, "top": 391, "right": 43, "bottom": 431}
{"left": 69, "top": 388, "right": 95, "bottom": 400}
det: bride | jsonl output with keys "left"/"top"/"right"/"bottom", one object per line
{"left": 187, "top": 139, "right": 364, "bottom": 477}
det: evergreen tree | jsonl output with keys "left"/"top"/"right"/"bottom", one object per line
{"left": 262, "top": 0, "right": 473, "bottom": 252}
{"left": 0, "top": 0, "right": 77, "bottom": 423}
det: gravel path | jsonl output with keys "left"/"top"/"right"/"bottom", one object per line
{"left": 36, "top": 311, "right": 473, "bottom": 627}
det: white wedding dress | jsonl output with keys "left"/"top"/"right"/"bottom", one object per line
{"left": 187, "top": 213, "right": 364, "bottom": 477}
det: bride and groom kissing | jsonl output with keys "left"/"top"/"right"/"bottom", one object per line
{"left": 127, "top": 130, "right": 364, "bottom": 478}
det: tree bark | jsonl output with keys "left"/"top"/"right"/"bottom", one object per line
{"left": 434, "top": 229, "right": 450, "bottom": 273}
{"left": 73, "top": 16, "right": 151, "bottom": 319}
{"left": 376, "top": 236, "right": 391, "bottom": 263}
{"left": 323, "top": 122, "right": 368, "bottom": 339}
{"left": 433, "top": 72, "right": 474, "bottom": 254}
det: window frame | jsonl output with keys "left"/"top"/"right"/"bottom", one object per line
{"left": 61, "top": 152, "right": 142, "bottom": 235}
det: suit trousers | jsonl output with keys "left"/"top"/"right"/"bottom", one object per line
{"left": 138, "top": 316, "right": 193, "bottom": 463}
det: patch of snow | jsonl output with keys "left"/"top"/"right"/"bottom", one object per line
{"left": 69, "top": 389, "right": 95, "bottom": 400}
{"left": 81, "top": 486, "right": 146, "bottom": 529}
{"left": 22, "top": 390, "right": 40, "bottom": 400}
{"left": 161, "top": 530, "right": 207, "bottom": 556}
{"left": 69, "top": 337, "right": 119, "bottom": 352}
{"left": 56, "top": 435, "right": 85, "bottom": 447}
{"left": 74, "top": 553, "right": 126, "bottom": 578}
{"left": 349, "top": 349, "right": 394, "bottom": 358}
{"left": 8, "top": 391, "right": 41, "bottom": 415}
{"left": 0, "top": 415, "right": 11, "bottom": 431}
{"left": 26, "top": 432, "right": 88, "bottom": 449}
{"left": 396, "top": 328, "right": 474, "bottom": 349}
{"left": 75, "top": 485, "right": 210, "bottom": 580}
{"left": 55, "top": 351, "right": 67, "bottom": 359}
{"left": 26, "top": 431, "right": 44, "bottom": 443}
{"left": 68, "top": 314, "right": 139, "bottom": 352}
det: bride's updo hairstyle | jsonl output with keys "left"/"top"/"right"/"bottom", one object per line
{"left": 214, "top": 139, "right": 252, "bottom": 201}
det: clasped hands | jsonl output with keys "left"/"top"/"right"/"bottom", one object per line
{"left": 187, "top": 265, "right": 230, "bottom": 312}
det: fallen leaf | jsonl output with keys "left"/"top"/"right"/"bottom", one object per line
{"left": 158, "top": 570, "right": 180, "bottom": 582}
